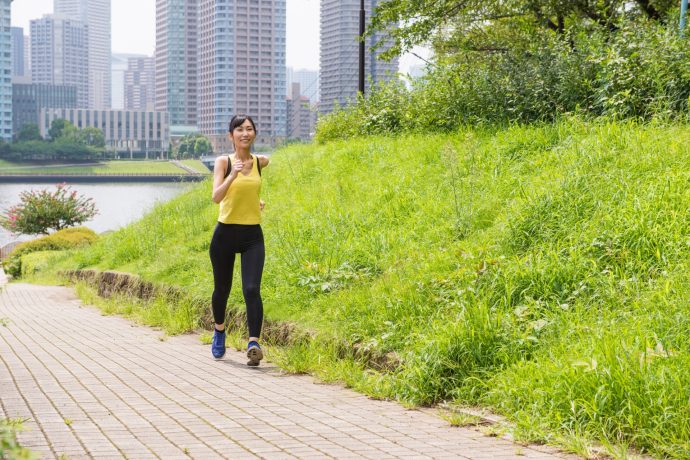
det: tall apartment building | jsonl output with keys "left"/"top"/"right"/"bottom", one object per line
{"left": 286, "top": 82, "right": 314, "bottom": 141}
{"left": 54, "top": 0, "right": 111, "bottom": 109}
{"left": 13, "top": 83, "right": 77, "bottom": 136}
{"left": 23, "top": 35, "right": 30, "bottom": 78}
{"left": 0, "top": 1, "right": 11, "bottom": 141}
{"left": 11, "top": 27, "right": 24, "bottom": 78}
{"left": 287, "top": 68, "right": 319, "bottom": 105}
{"left": 155, "top": 0, "right": 198, "bottom": 127}
{"left": 125, "top": 56, "right": 155, "bottom": 111}
{"left": 320, "top": 0, "right": 398, "bottom": 114}
{"left": 198, "top": 0, "right": 287, "bottom": 151}
{"left": 30, "top": 15, "right": 89, "bottom": 108}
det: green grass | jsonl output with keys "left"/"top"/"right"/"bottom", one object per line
{"left": 0, "top": 160, "right": 189, "bottom": 174}
{"left": 0, "top": 418, "right": 35, "bottom": 459}
{"left": 179, "top": 159, "right": 212, "bottom": 174}
{"left": 32, "top": 118, "right": 690, "bottom": 458}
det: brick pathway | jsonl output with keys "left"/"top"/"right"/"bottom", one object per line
{"left": 0, "top": 272, "right": 574, "bottom": 459}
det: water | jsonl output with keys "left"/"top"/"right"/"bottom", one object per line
{"left": 0, "top": 183, "right": 192, "bottom": 247}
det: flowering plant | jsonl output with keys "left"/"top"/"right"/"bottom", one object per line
{"left": 0, "top": 183, "right": 97, "bottom": 235}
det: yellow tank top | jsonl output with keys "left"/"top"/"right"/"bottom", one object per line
{"left": 218, "top": 154, "right": 262, "bottom": 224}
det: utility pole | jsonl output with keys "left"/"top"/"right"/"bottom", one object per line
{"left": 359, "top": 0, "right": 366, "bottom": 95}
{"left": 682, "top": 0, "right": 689, "bottom": 36}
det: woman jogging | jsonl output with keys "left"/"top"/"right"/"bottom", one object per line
{"left": 209, "top": 114, "right": 269, "bottom": 366}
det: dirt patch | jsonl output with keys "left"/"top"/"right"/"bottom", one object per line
{"left": 60, "top": 268, "right": 400, "bottom": 370}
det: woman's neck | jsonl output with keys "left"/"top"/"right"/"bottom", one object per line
{"left": 234, "top": 147, "right": 251, "bottom": 160}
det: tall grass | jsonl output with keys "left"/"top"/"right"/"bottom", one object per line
{"left": 41, "top": 118, "right": 690, "bottom": 457}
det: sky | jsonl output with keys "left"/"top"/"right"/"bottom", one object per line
{"left": 11, "top": 0, "right": 425, "bottom": 73}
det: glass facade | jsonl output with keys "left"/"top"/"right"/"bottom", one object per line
{"left": 12, "top": 83, "right": 78, "bottom": 137}
{"left": 319, "top": 0, "right": 399, "bottom": 114}
{"left": 0, "top": 1, "right": 12, "bottom": 141}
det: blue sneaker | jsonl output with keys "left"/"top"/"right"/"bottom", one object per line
{"left": 247, "top": 341, "right": 263, "bottom": 366}
{"left": 211, "top": 329, "right": 226, "bottom": 360}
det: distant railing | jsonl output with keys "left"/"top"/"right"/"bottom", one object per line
{"left": 0, "top": 172, "right": 208, "bottom": 176}
{"left": 0, "top": 241, "right": 22, "bottom": 261}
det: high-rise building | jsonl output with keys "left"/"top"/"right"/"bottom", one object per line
{"left": 155, "top": 0, "right": 198, "bottom": 127}
{"left": 111, "top": 53, "right": 133, "bottom": 109}
{"left": 13, "top": 83, "right": 77, "bottom": 137}
{"left": 11, "top": 27, "right": 24, "bottom": 78}
{"left": 287, "top": 68, "right": 319, "bottom": 105}
{"left": 30, "top": 14, "right": 89, "bottom": 108}
{"left": 23, "top": 35, "right": 30, "bottom": 78}
{"left": 198, "top": 0, "right": 287, "bottom": 151}
{"left": 319, "top": 0, "right": 398, "bottom": 114}
{"left": 286, "top": 82, "right": 314, "bottom": 141}
{"left": 125, "top": 56, "right": 155, "bottom": 111}
{"left": 54, "top": 0, "right": 111, "bottom": 109}
{"left": 0, "top": 1, "right": 11, "bottom": 141}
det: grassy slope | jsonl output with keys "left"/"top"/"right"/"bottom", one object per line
{"left": 179, "top": 159, "right": 212, "bottom": 174}
{"left": 0, "top": 160, "right": 187, "bottom": 174}
{"left": 42, "top": 119, "right": 690, "bottom": 457}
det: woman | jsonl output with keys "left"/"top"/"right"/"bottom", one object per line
{"left": 210, "top": 114, "right": 269, "bottom": 366}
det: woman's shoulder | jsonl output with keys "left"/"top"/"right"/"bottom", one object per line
{"left": 214, "top": 154, "right": 231, "bottom": 165}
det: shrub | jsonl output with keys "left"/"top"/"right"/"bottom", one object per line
{"left": 3, "top": 227, "right": 98, "bottom": 278}
{"left": 0, "top": 183, "right": 97, "bottom": 235}
{"left": 316, "top": 21, "right": 690, "bottom": 141}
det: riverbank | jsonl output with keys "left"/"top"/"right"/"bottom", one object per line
{"left": 0, "top": 159, "right": 211, "bottom": 177}
{"left": 0, "top": 173, "right": 207, "bottom": 183}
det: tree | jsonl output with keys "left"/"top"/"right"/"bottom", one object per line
{"left": 194, "top": 137, "right": 212, "bottom": 156}
{"left": 16, "top": 124, "right": 42, "bottom": 142}
{"left": 174, "top": 133, "right": 212, "bottom": 158}
{"left": 48, "top": 119, "right": 71, "bottom": 141}
{"left": 0, "top": 183, "right": 98, "bottom": 235}
{"left": 78, "top": 127, "right": 105, "bottom": 147}
{"left": 368, "top": 0, "right": 678, "bottom": 59}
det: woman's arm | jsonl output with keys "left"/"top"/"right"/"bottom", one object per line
{"left": 211, "top": 156, "right": 236, "bottom": 203}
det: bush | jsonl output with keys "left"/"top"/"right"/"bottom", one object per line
{"left": 316, "top": 21, "right": 690, "bottom": 142}
{"left": 3, "top": 227, "right": 98, "bottom": 278}
{"left": 0, "top": 183, "right": 98, "bottom": 235}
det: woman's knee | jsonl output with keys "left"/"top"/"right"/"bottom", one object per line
{"left": 242, "top": 284, "right": 261, "bottom": 300}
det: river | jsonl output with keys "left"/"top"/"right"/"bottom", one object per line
{"left": 0, "top": 183, "right": 193, "bottom": 247}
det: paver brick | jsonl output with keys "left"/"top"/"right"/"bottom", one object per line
{"left": 0, "top": 276, "right": 576, "bottom": 460}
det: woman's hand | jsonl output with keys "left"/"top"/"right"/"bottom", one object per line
{"left": 232, "top": 160, "right": 245, "bottom": 176}
{"left": 259, "top": 199, "right": 265, "bottom": 211}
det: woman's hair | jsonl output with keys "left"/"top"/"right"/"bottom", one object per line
{"left": 228, "top": 114, "right": 257, "bottom": 134}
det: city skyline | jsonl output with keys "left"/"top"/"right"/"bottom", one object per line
{"left": 11, "top": 0, "right": 320, "bottom": 71}
{"left": 11, "top": 0, "right": 426, "bottom": 73}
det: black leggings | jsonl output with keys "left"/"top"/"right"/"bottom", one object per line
{"left": 209, "top": 223, "right": 265, "bottom": 338}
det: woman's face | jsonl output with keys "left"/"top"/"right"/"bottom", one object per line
{"left": 230, "top": 119, "right": 256, "bottom": 149}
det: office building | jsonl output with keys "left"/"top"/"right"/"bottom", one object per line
{"left": 0, "top": 1, "right": 12, "bottom": 141}
{"left": 11, "top": 27, "right": 24, "bottom": 78}
{"left": 111, "top": 53, "right": 139, "bottom": 109}
{"left": 54, "top": 0, "right": 111, "bottom": 109}
{"left": 13, "top": 83, "right": 77, "bottom": 137}
{"left": 320, "top": 0, "right": 398, "bottom": 114}
{"left": 198, "top": 0, "right": 287, "bottom": 151}
{"left": 39, "top": 108, "right": 170, "bottom": 157}
{"left": 31, "top": 15, "right": 89, "bottom": 108}
{"left": 23, "top": 35, "right": 29, "bottom": 77}
{"left": 287, "top": 68, "right": 318, "bottom": 105}
{"left": 124, "top": 56, "right": 155, "bottom": 111}
{"left": 155, "top": 0, "right": 198, "bottom": 127}
{"left": 286, "top": 82, "right": 314, "bottom": 141}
